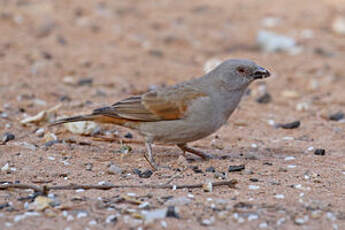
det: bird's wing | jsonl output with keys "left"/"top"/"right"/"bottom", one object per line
{"left": 92, "top": 86, "right": 208, "bottom": 122}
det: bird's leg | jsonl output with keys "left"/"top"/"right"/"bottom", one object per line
{"left": 144, "top": 142, "right": 159, "bottom": 171}
{"left": 177, "top": 143, "right": 211, "bottom": 160}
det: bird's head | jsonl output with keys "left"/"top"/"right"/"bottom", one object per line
{"left": 211, "top": 59, "right": 270, "bottom": 90}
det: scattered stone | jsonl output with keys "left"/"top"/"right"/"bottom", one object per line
{"left": 1, "top": 163, "right": 9, "bottom": 172}
{"left": 228, "top": 165, "right": 245, "bottom": 172}
{"left": 77, "top": 78, "right": 93, "bottom": 86}
{"left": 249, "top": 178, "right": 259, "bottom": 182}
{"left": 64, "top": 121, "right": 100, "bottom": 135}
{"left": 214, "top": 171, "right": 226, "bottom": 179}
{"left": 166, "top": 206, "right": 179, "bottom": 218}
{"left": 44, "top": 140, "right": 60, "bottom": 147}
{"left": 256, "top": 92, "right": 272, "bottom": 104}
{"left": 35, "top": 128, "right": 45, "bottom": 137}
{"left": 257, "top": 30, "right": 301, "bottom": 54}
{"left": 201, "top": 216, "right": 215, "bottom": 226}
{"left": 203, "top": 181, "right": 213, "bottom": 192}
{"left": 248, "top": 185, "right": 260, "bottom": 190}
{"left": 139, "top": 169, "right": 153, "bottom": 178}
{"left": 1, "top": 132, "right": 15, "bottom": 144}
{"left": 29, "top": 196, "right": 53, "bottom": 211}
{"left": 206, "top": 166, "right": 216, "bottom": 173}
{"left": 314, "top": 148, "right": 325, "bottom": 156}
{"left": 105, "top": 214, "right": 118, "bottom": 224}
{"left": 124, "top": 132, "right": 133, "bottom": 138}
{"left": 284, "top": 156, "right": 296, "bottom": 161}
{"left": 328, "top": 112, "right": 344, "bottom": 121}
{"left": 294, "top": 215, "right": 309, "bottom": 225}
{"left": 133, "top": 169, "right": 153, "bottom": 178}
{"left": 332, "top": 17, "right": 345, "bottom": 35}
{"left": 85, "top": 163, "right": 93, "bottom": 171}
{"left": 120, "top": 145, "right": 132, "bottom": 154}
{"left": 274, "top": 194, "right": 285, "bottom": 199}
{"left": 191, "top": 166, "right": 203, "bottom": 173}
{"left": 43, "top": 132, "right": 58, "bottom": 142}
{"left": 277, "top": 121, "right": 300, "bottom": 129}
{"left": 107, "top": 164, "right": 123, "bottom": 175}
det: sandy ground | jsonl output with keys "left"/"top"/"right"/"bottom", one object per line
{"left": 1, "top": 0, "right": 345, "bottom": 229}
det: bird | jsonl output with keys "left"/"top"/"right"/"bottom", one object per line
{"left": 51, "top": 59, "right": 270, "bottom": 170}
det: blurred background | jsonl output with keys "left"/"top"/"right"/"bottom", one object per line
{"left": 1, "top": 1, "right": 345, "bottom": 229}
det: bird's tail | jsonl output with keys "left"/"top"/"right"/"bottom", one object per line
{"left": 50, "top": 113, "right": 128, "bottom": 127}
{"left": 49, "top": 114, "right": 101, "bottom": 126}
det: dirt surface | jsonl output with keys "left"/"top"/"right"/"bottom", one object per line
{"left": 1, "top": 0, "right": 345, "bottom": 229}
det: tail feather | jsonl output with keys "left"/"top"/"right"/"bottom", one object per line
{"left": 49, "top": 114, "right": 97, "bottom": 127}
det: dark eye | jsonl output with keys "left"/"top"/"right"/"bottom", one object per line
{"left": 236, "top": 67, "right": 246, "bottom": 73}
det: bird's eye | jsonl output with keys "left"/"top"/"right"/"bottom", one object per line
{"left": 236, "top": 67, "right": 246, "bottom": 74}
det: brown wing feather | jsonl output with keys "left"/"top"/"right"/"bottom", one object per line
{"left": 92, "top": 86, "right": 208, "bottom": 122}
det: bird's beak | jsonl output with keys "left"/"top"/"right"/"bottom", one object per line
{"left": 252, "top": 66, "right": 270, "bottom": 79}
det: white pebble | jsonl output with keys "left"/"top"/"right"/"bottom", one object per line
{"left": 67, "top": 215, "right": 74, "bottom": 221}
{"left": 249, "top": 185, "right": 260, "bottom": 190}
{"left": 284, "top": 156, "right": 295, "bottom": 161}
{"left": 89, "top": 220, "right": 97, "bottom": 225}
{"left": 1, "top": 163, "right": 9, "bottom": 172}
{"left": 248, "top": 214, "right": 259, "bottom": 221}
{"left": 187, "top": 193, "right": 194, "bottom": 199}
{"left": 287, "top": 164, "right": 297, "bottom": 169}
{"left": 48, "top": 156, "right": 55, "bottom": 161}
{"left": 326, "top": 212, "right": 337, "bottom": 221}
{"left": 259, "top": 222, "right": 268, "bottom": 228}
{"left": 274, "top": 194, "right": 285, "bottom": 199}
{"left": 277, "top": 217, "right": 286, "bottom": 225}
{"left": 307, "top": 146, "right": 314, "bottom": 152}
{"left": 251, "top": 143, "right": 258, "bottom": 148}
{"left": 282, "top": 136, "right": 294, "bottom": 141}
{"left": 160, "top": 220, "right": 168, "bottom": 228}
{"left": 267, "top": 119, "right": 275, "bottom": 126}
{"left": 77, "top": 212, "right": 87, "bottom": 219}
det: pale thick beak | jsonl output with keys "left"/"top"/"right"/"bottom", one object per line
{"left": 252, "top": 66, "right": 270, "bottom": 79}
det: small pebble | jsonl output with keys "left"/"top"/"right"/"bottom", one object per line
{"left": 314, "top": 149, "right": 325, "bottom": 156}
{"left": 124, "top": 132, "right": 133, "bottom": 138}
{"left": 133, "top": 169, "right": 153, "bottom": 178}
{"left": 166, "top": 206, "right": 179, "bottom": 218}
{"left": 2, "top": 132, "right": 15, "bottom": 144}
{"left": 287, "top": 164, "right": 297, "bottom": 168}
{"left": 274, "top": 194, "right": 285, "bottom": 199}
{"left": 307, "top": 146, "right": 314, "bottom": 152}
{"left": 77, "top": 78, "right": 93, "bottom": 86}
{"left": 248, "top": 185, "right": 260, "bottom": 190}
{"left": 277, "top": 121, "right": 300, "bottom": 129}
{"left": 284, "top": 156, "right": 295, "bottom": 161}
{"left": 85, "top": 163, "right": 93, "bottom": 171}
{"left": 256, "top": 92, "right": 272, "bottom": 104}
{"left": 328, "top": 112, "right": 344, "bottom": 121}
{"left": 107, "top": 164, "right": 123, "bottom": 175}
{"left": 249, "top": 178, "right": 259, "bottom": 182}
{"left": 139, "top": 169, "right": 153, "bottom": 178}
{"left": 192, "top": 166, "right": 203, "bottom": 173}
{"left": 228, "top": 165, "right": 245, "bottom": 172}
{"left": 206, "top": 166, "right": 216, "bottom": 173}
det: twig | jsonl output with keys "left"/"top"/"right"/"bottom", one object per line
{"left": 0, "top": 180, "right": 237, "bottom": 193}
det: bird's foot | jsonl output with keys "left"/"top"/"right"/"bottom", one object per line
{"left": 177, "top": 143, "right": 213, "bottom": 160}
